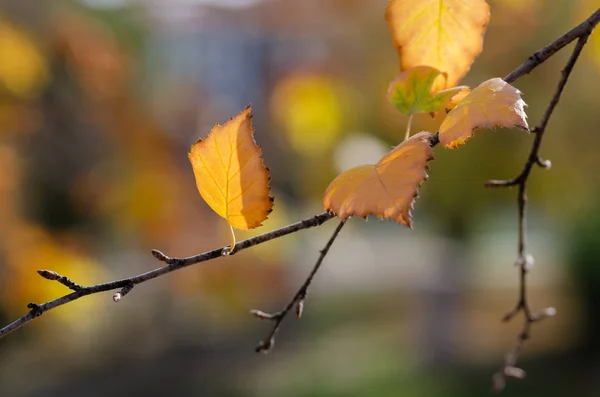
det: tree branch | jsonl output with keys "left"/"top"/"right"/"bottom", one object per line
{"left": 0, "top": 211, "right": 334, "bottom": 339}
{"left": 0, "top": 10, "right": 598, "bottom": 375}
{"left": 251, "top": 220, "right": 346, "bottom": 353}
{"left": 488, "top": 32, "right": 592, "bottom": 391}
{"left": 503, "top": 8, "right": 600, "bottom": 84}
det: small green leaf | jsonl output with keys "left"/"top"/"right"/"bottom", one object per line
{"left": 387, "top": 66, "right": 467, "bottom": 116}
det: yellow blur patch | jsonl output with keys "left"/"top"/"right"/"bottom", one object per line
{"left": 271, "top": 74, "right": 343, "bottom": 155}
{"left": 0, "top": 21, "right": 48, "bottom": 98}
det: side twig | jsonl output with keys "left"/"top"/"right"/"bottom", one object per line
{"left": 251, "top": 220, "right": 346, "bottom": 353}
{"left": 0, "top": 211, "right": 334, "bottom": 340}
{"left": 488, "top": 33, "right": 592, "bottom": 391}
{"left": 503, "top": 8, "right": 600, "bottom": 84}
{"left": 0, "top": 8, "right": 598, "bottom": 361}
{"left": 37, "top": 270, "right": 83, "bottom": 292}
{"left": 428, "top": 8, "right": 600, "bottom": 151}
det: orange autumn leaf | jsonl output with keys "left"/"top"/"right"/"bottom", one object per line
{"left": 189, "top": 106, "right": 273, "bottom": 232}
{"left": 429, "top": 87, "right": 471, "bottom": 119}
{"left": 386, "top": 0, "right": 490, "bottom": 91}
{"left": 323, "top": 131, "right": 433, "bottom": 227}
{"left": 445, "top": 87, "right": 471, "bottom": 111}
{"left": 439, "top": 78, "right": 529, "bottom": 148}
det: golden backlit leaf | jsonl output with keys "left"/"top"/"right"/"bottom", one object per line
{"left": 439, "top": 78, "right": 529, "bottom": 148}
{"left": 189, "top": 106, "right": 273, "bottom": 231}
{"left": 445, "top": 87, "right": 471, "bottom": 111}
{"left": 386, "top": 0, "right": 490, "bottom": 91}
{"left": 323, "top": 131, "right": 433, "bottom": 227}
{"left": 387, "top": 66, "right": 466, "bottom": 116}
{"left": 429, "top": 87, "right": 471, "bottom": 119}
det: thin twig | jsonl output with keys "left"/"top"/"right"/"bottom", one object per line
{"left": 430, "top": 8, "right": 600, "bottom": 148}
{"left": 0, "top": 211, "right": 334, "bottom": 339}
{"left": 0, "top": 7, "right": 598, "bottom": 359}
{"left": 489, "top": 33, "right": 591, "bottom": 391}
{"left": 503, "top": 8, "right": 600, "bottom": 84}
{"left": 113, "top": 281, "right": 134, "bottom": 303}
{"left": 37, "top": 270, "right": 83, "bottom": 292}
{"left": 251, "top": 220, "right": 346, "bottom": 353}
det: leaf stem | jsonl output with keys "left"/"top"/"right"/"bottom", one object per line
{"left": 225, "top": 224, "right": 237, "bottom": 255}
{"left": 405, "top": 114, "right": 413, "bottom": 141}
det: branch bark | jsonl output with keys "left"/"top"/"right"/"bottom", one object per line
{"left": 488, "top": 31, "right": 594, "bottom": 392}
{"left": 251, "top": 220, "right": 346, "bottom": 353}
{"left": 0, "top": 10, "right": 598, "bottom": 375}
{"left": 432, "top": 9, "right": 599, "bottom": 389}
{"left": 503, "top": 8, "right": 600, "bottom": 84}
{"left": 0, "top": 211, "right": 334, "bottom": 339}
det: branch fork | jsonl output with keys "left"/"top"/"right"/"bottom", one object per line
{"left": 27, "top": 303, "right": 43, "bottom": 318}
{"left": 489, "top": 24, "right": 596, "bottom": 391}
{"left": 251, "top": 220, "right": 346, "bottom": 353}
{"left": 0, "top": 10, "right": 598, "bottom": 394}
{"left": 113, "top": 281, "right": 134, "bottom": 303}
{"left": 0, "top": 212, "right": 334, "bottom": 339}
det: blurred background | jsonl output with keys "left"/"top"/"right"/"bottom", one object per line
{"left": 0, "top": 0, "right": 599, "bottom": 395}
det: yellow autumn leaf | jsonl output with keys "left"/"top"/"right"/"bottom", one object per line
{"left": 439, "top": 78, "right": 529, "bottom": 148}
{"left": 323, "top": 131, "right": 433, "bottom": 227}
{"left": 445, "top": 87, "right": 471, "bottom": 111}
{"left": 428, "top": 87, "right": 471, "bottom": 119}
{"left": 189, "top": 105, "right": 273, "bottom": 238}
{"left": 386, "top": 0, "right": 490, "bottom": 91}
